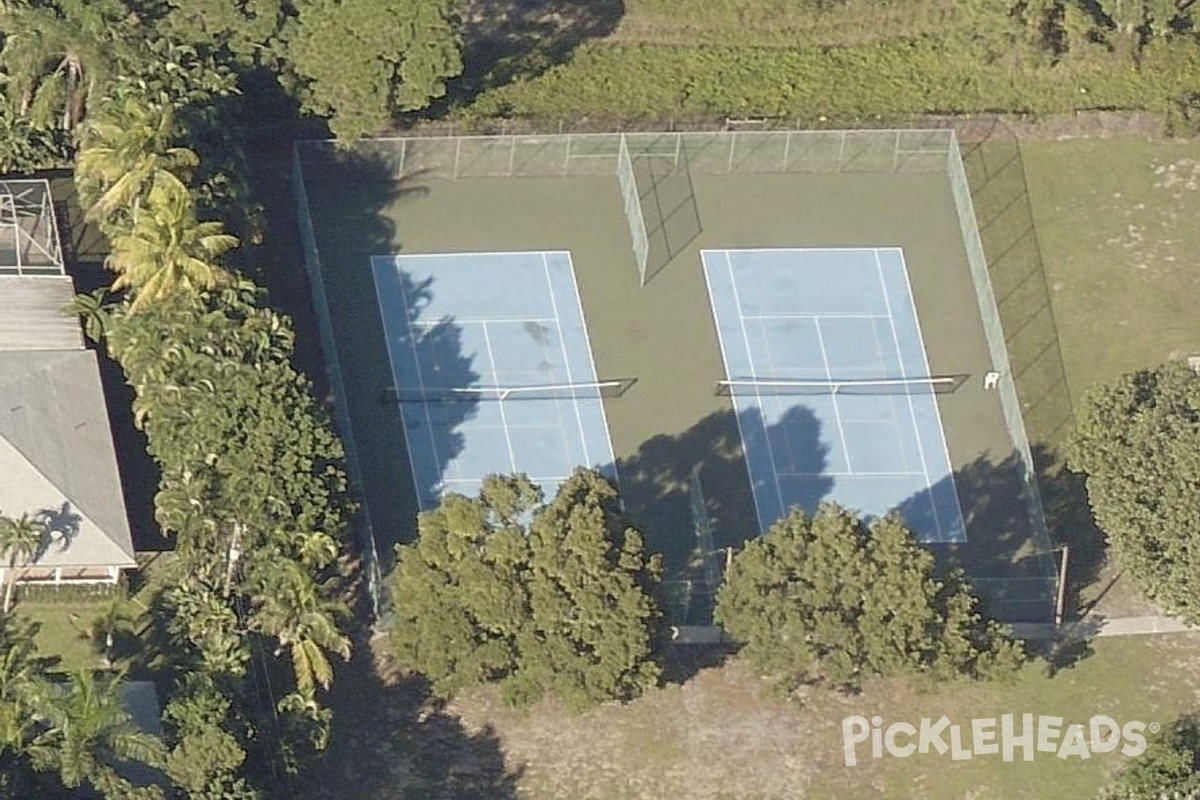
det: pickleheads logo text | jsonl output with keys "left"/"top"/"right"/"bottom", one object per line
{"left": 841, "top": 714, "right": 1156, "bottom": 766}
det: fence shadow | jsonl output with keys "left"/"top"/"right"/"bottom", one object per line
{"left": 957, "top": 120, "right": 1075, "bottom": 448}
{"left": 638, "top": 151, "right": 702, "bottom": 284}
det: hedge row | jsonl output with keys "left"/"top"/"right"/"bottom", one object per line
{"left": 462, "top": 37, "right": 1200, "bottom": 126}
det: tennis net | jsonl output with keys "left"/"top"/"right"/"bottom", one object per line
{"left": 384, "top": 378, "right": 636, "bottom": 403}
{"left": 716, "top": 375, "right": 966, "bottom": 397}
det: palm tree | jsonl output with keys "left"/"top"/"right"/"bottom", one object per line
{"left": 0, "top": 614, "right": 51, "bottom": 796}
{"left": 27, "top": 669, "right": 165, "bottom": 797}
{"left": 62, "top": 288, "right": 110, "bottom": 343}
{"left": 105, "top": 183, "right": 238, "bottom": 312}
{"left": 248, "top": 561, "right": 350, "bottom": 699}
{"left": 0, "top": 515, "right": 45, "bottom": 614}
{"left": 75, "top": 96, "right": 198, "bottom": 224}
{"left": 0, "top": 0, "right": 135, "bottom": 131}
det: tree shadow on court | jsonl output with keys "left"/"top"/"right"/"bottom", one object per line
{"left": 446, "top": 0, "right": 625, "bottom": 106}
{"left": 282, "top": 147, "right": 482, "bottom": 569}
{"left": 618, "top": 405, "right": 832, "bottom": 628}
{"left": 299, "top": 632, "right": 520, "bottom": 800}
{"left": 896, "top": 444, "right": 1105, "bottom": 626}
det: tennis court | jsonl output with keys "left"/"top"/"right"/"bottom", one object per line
{"left": 703, "top": 247, "right": 967, "bottom": 543}
{"left": 372, "top": 251, "right": 619, "bottom": 509}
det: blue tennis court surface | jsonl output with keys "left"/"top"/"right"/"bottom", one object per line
{"left": 702, "top": 248, "right": 966, "bottom": 543}
{"left": 372, "top": 251, "right": 617, "bottom": 509}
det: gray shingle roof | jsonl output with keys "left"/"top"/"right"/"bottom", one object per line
{"left": 0, "top": 348, "right": 135, "bottom": 569}
{"left": 0, "top": 277, "right": 83, "bottom": 351}
{"left": 0, "top": 258, "right": 135, "bottom": 572}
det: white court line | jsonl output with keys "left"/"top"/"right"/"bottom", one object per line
{"left": 776, "top": 470, "right": 926, "bottom": 478}
{"left": 410, "top": 316, "right": 559, "bottom": 326}
{"left": 382, "top": 259, "right": 448, "bottom": 503}
{"left": 812, "top": 318, "right": 853, "bottom": 474}
{"left": 892, "top": 249, "right": 966, "bottom": 542}
{"left": 742, "top": 312, "right": 891, "bottom": 321}
{"left": 561, "top": 253, "right": 621, "bottom": 483}
{"left": 727, "top": 255, "right": 789, "bottom": 523}
{"left": 875, "top": 250, "right": 943, "bottom": 539}
{"left": 480, "top": 321, "right": 520, "bottom": 474}
{"left": 544, "top": 252, "right": 592, "bottom": 475}
{"left": 700, "top": 246, "right": 897, "bottom": 256}
{"left": 391, "top": 250, "right": 573, "bottom": 259}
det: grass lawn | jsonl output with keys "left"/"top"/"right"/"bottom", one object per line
{"left": 16, "top": 600, "right": 110, "bottom": 673}
{"left": 352, "top": 635, "right": 1198, "bottom": 800}
{"left": 1022, "top": 137, "right": 1200, "bottom": 398}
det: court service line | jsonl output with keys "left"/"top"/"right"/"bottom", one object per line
{"left": 741, "top": 312, "right": 891, "bottom": 321}
{"left": 543, "top": 253, "right": 592, "bottom": 472}
{"left": 892, "top": 249, "right": 966, "bottom": 542}
{"left": 812, "top": 319, "right": 853, "bottom": 474}
{"left": 727, "top": 256, "right": 789, "bottom": 521}
{"left": 775, "top": 470, "right": 926, "bottom": 478}
{"left": 874, "top": 250, "right": 942, "bottom": 539}
{"left": 480, "top": 321, "right": 520, "bottom": 474}
{"left": 386, "top": 263, "right": 446, "bottom": 506}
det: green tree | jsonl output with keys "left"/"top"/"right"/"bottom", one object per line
{"left": 0, "top": 514, "right": 45, "bottom": 614}
{"left": 0, "top": 614, "right": 51, "bottom": 797}
{"left": 0, "top": 0, "right": 138, "bottom": 131}
{"left": 1067, "top": 361, "right": 1200, "bottom": 621}
{"left": 511, "top": 469, "right": 662, "bottom": 709}
{"left": 76, "top": 96, "right": 198, "bottom": 226}
{"left": 1095, "top": 716, "right": 1200, "bottom": 799}
{"left": 29, "top": 669, "right": 166, "bottom": 800}
{"left": 388, "top": 470, "right": 663, "bottom": 709}
{"left": 387, "top": 476, "right": 533, "bottom": 700}
{"left": 104, "top": 184, "right": 236, "bottom": 311}
{"left": 714, "top": 503, "right": 1023, "bottom": 691}
{"left": 282, "top": 0, "right": 463, "bottom": 139}
{"left": 163, "top": 674, "right": 260, "bottom": 800}
{"left": 246, "top": 561, "right": 350, "bottom": 700}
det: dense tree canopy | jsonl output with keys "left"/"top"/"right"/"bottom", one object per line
{"left": 1095, "top": 717, "right": 1200, "bottom": 800}
{"left": 714, "top": 503, "right": 1023, "bottom": 690}
{"left": 282, "top": 0, "right": 463, "bottom": 139}
{"left": 388, "top": 470, "right": 662, "bottom": 710}
{"left": 1067, "top": 361, "right": 1200, "bottom": 621}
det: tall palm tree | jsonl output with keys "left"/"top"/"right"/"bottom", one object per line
{"left": 0, "top": 0, "right": 135, "bottom": 131}
{"left": 0, "top": 614, "right": 50, "bottom": 796}
{"left": 248, "top": 561, "right": 350, "bottom": 699}
{"left": 76, "top": 96, "right": 198, "bottom": 224}
{"left": 27, "top": 669, "right": 165, "bottom": 797}
{"left": 105, "top": 183, "right": 238, "bottom": 312}
{"left": 0, "top": 515, "right": 45, "bottom": 614}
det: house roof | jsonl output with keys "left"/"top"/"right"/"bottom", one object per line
{"left": 0, "top": 283, "right": 135, "bottom": 571}
{"left": 0, "top": 277, "right": 83, "bottom": 351}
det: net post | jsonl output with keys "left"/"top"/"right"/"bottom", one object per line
{"left": 453, "top": 137, "right": 462, "bottom": 180}
{"left": 398, "top": 139, "right": 407, "bottom": 179}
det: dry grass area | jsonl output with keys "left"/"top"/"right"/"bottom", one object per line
{"left": 380, "top": 634, "right": 1200, "bottom": 800}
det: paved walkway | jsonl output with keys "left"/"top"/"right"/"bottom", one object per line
{"left": 1012, "top": 615, "right": 1197, "bottom": 640}
{"left": 674, "top": 616, "right": 1199, "bottom": 645}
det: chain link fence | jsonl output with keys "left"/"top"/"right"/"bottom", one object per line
{"left": 291, "top": 146, "right": 383, "bottom": 618}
